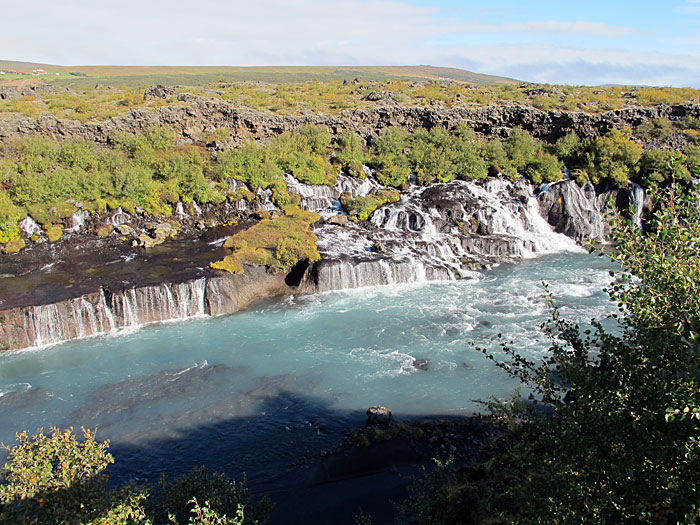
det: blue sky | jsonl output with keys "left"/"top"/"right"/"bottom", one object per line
{"left": 3, "top": 0, "right": 699, "bottom": 86}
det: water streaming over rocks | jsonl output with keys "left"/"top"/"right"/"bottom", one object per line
{"left": 536, "top": 180, "right": 607, "bottom": 241}
{"left": 303, "top": 175, "right": 586, "bottom": 292}
{"left": 1, "top": 168, "right": 615, "bottom": 350}
{"left": 628, "top": 181, "right": 646, "bottom": 231}
{"left": 0, "top": 269, "right": 287, "bottom": 350}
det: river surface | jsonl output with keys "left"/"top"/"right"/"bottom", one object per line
{"left": 0, "top": 252, "right": 616, "bottom": 508}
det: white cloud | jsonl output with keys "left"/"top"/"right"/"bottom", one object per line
{"left": 443, "top": 44, "right": 700, "bottom": 86}
{"left": 1, "top": 0, "right": 698, "bottom": 87}
{"left": 447, "top": 21, "right": 641, "bottom": 38}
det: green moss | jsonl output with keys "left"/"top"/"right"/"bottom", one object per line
{"left": 211, "top": 207, "right": 320, "bottom": 273}
{"left": 3, "top": 237, "right": 25, "bottom": 254}
{"left": 340, "top": 190, "right": 400, "bottom": 220}
{"left": 96, "top": 225, "right": 113, "bottom": 238}
{"left": 45, "top": 224, "right": 63, "bottom": 243}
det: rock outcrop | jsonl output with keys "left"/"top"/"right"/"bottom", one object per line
{"left": 537, "top": 180, "right": 609, "bottom": 241}
{"left": 1, "top": 93, "right": 698, "bottom": 146}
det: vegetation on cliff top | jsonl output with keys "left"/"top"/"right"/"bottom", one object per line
{"left": 209, "top": 208, "right": 321, "bottom": 274}
{"left": 2, "top": 78, "right": 700, "bottom": 122}
{"left": 1, "top": 119, "right": 699, "bottom": 253}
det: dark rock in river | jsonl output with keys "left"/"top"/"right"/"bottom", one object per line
{"left": 366, "top": 405, "right": 393, "bottom": 425}
{"left": 412, "top": 358, "right": 430, "bottom": 371}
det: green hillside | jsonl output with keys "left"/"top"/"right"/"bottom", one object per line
{"left": 0, "top": 61, "right": 519, "bottom": 87}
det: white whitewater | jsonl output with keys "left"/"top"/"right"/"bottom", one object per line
{"left": 628, "top": 181, "right": 645, "bottom": 231}
{"left": 18, "top": 170, "right": 600, "bottom": 348}
{"left": 26, "top": 279, "right": 208, "bottom": 348}
{"left": 311, "top": 176, "right": 582, "bottom": 292}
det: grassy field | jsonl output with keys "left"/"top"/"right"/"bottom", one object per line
{"left": 1, "top": 60, "right": 699, "bottom": 122}
{"left": 0, "top": 61, "right": 519, "bottom": 88}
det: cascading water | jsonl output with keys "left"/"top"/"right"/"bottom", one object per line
{"left": 109, "top": 278, "right": 207, "bottom": 329}
{"left": 537, "top": 180, "right": 607, "bottom": 241}
{"left": 30, "top": 289, "right": 115, "bottom": 347}
{"left": 628, "top": 181, "right": 645, "bottom": 231}
{"left": 22, "top": 280, "right": 208, "bottom": 348}
{"left": 2, "top": 168, "right": 607, "bottom": 349}
{"left": 308, "top": 176, "right": 583, "bottom": 292}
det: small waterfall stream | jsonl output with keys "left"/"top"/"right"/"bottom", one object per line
{"left": 24, "top": 279, "right": 208, "bottom": 348}
{"left": 628, "top": 181, "right": 645, "bottom": 231}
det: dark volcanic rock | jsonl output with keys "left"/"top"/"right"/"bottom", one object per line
{"left": 143, "top": 85, "right": 177, "bottom": 100}
{"left": 1, "top": 92, "right": 698, "bottom": 147}
{"left": 537, "top": 180, "right": 608, "bottom": 240}
{"left": 412, "top": 358, "right": 430, "bottom": 371}
{"left": 366, "top": 405, "right": 393, "bottom": 425}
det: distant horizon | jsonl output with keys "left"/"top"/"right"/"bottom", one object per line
{"left": 0, "top": 60, "right": 691, "bottom": 89}
{"left": 3, "top": 1, "right": 700, "bottom": 88}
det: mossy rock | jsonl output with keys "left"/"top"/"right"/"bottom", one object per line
{"left": 210, "top": 256, "right": 243, "bottom": 274}
{"left": 3, "top": 237, "right": 25, "bottom": 254}
{"left": 26, "top": 202, "right": 77, "bottom": 227}
{"left": 45, "top": 224, "right": 63, "bottom": 243}
{"left": 53, "top": 202, "right": 78, "bottom": 219}
{"left": 96, "top": 225, "right": 114, "bottom": 238}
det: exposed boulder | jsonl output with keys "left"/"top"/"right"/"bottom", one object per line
{"left": 116, "top": 224, "right": 133, "bottom": 236}
{"left": 412, "top": 358, "right": 430, "bottom": 371}
{"left": 326, "top": 215, "right": 349, "bottom": 226}
{"left": 144, "top": 85, "right": 176, "bottom": 100}
{"left": 366, "top": 405, "right": 393, "bottom": 425}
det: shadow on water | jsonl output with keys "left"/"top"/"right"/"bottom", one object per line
{"left": 100, "top": 390, "right": 464, "bottom": 525}
{"left": 0, "top": 351, "right": 493, "bottom": 523}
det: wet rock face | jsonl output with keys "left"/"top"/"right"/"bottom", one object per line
{"left": 537, "top": 180, "right": 608, "bottom": 241}
{"left": 0, "top": 266, "right": 291, "bottom": 351}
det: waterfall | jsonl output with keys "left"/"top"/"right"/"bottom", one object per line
{"left": 336, "top": 172, "right": 380, "bottom": 198}
{"left": 310, "top": 177, "right": 585, "bottom": 293}
{"left": 64, "top": 210, "right": 90, "bottom": 233}
{"left": 17, "top": 279, "right": 209, "bottom": 349}
{"left": 537, "top": 180, "right": 606, "bottom": 241}
{"left": 309, "top": 258, "right": 453, "bottom": 292}
{"left": 628, "top": 181, "right": 645, "bottom": 231}
{"left": 30, "top": 290, "right": 116, "bottom": 347}
{"left": 109, "top": 278, "right": 207, "bottom": 328}
{"left": 284, "top": 174, "right": 337, "bottom": 213}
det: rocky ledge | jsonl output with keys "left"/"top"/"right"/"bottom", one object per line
{"left": 1, "top": 93, "right": 698, "bottom": 148}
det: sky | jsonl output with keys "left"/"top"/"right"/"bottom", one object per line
{"left": 2, "top": 0, "right": 699, "bottom": 87}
